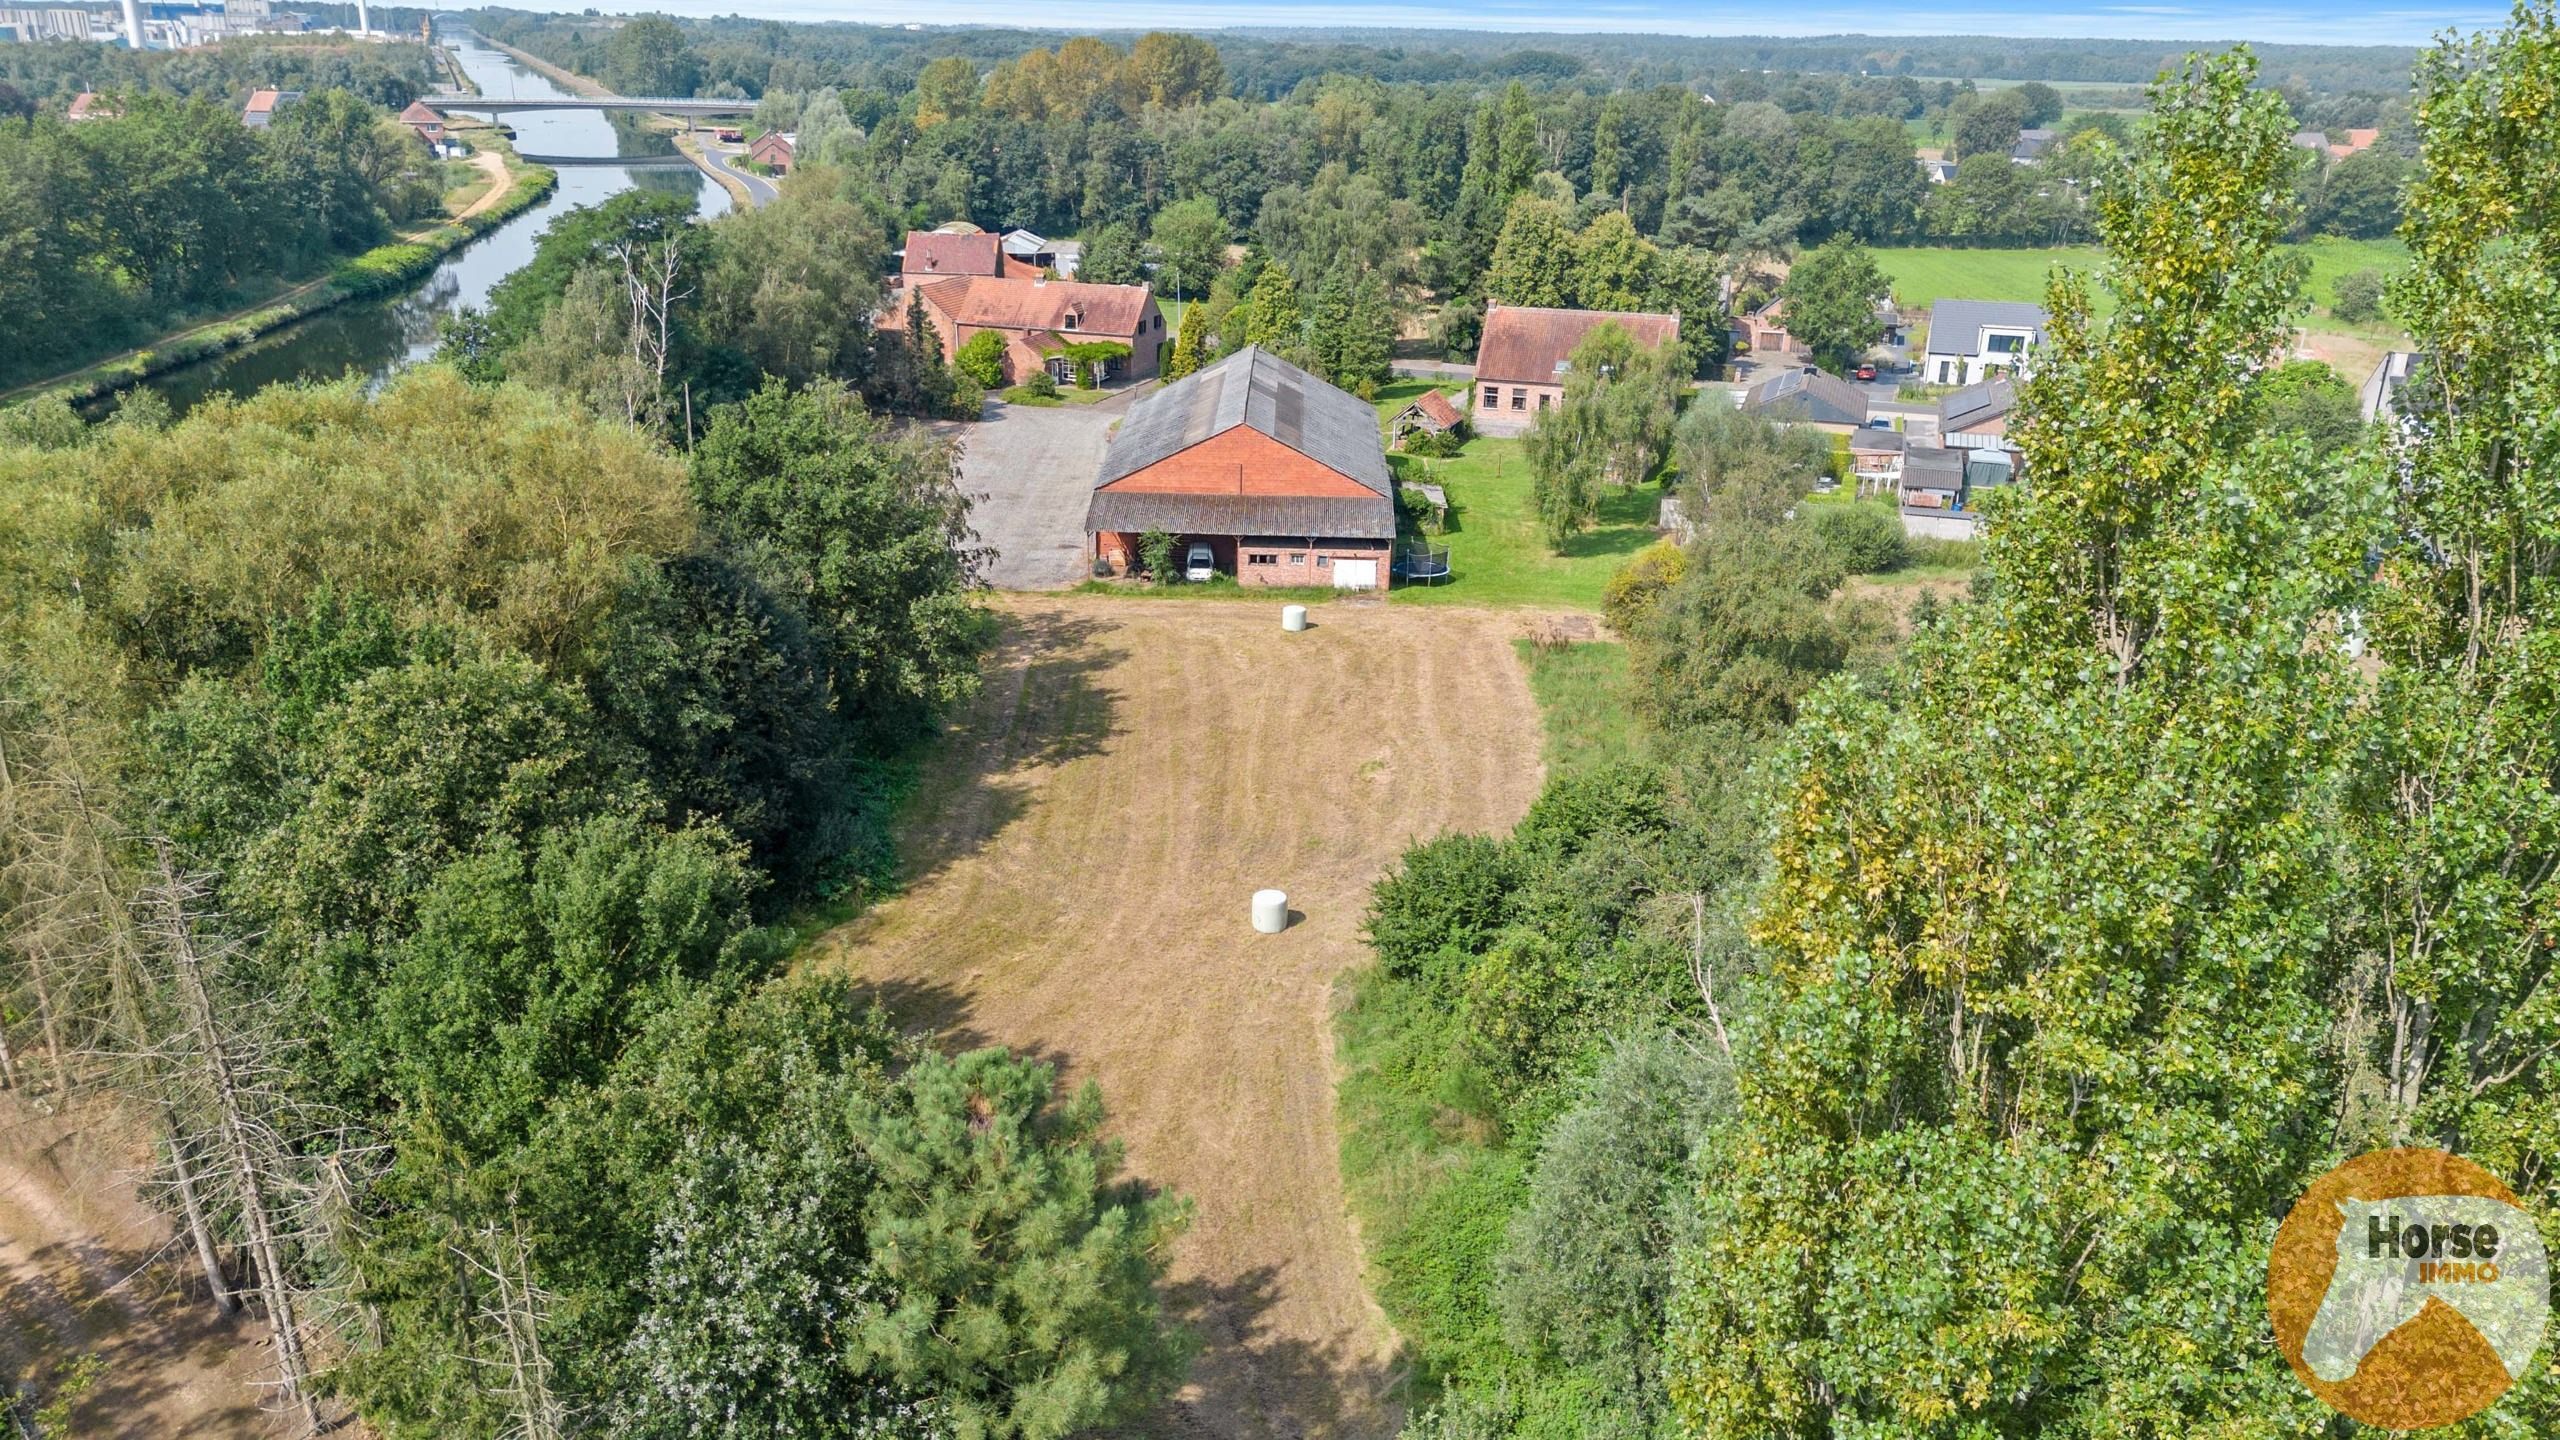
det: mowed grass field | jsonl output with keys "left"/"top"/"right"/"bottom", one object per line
{"left": 1875, "top": 236, "right": 2409, "bottom": 316}
{"left": 1374, "top": 379, "right": 1662, "bottom": 611}
{"left": 798, "top": 596, "right": 1551, "bottom": 1440}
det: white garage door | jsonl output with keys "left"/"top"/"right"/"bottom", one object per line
{"left": 1332, "top": 558, "right": 1378, "bottom": 590}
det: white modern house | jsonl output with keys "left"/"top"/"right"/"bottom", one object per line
{"left": 1921, "top": 300, "right": 2049, "bottom": 386}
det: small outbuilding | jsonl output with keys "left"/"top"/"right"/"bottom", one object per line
{"left": 1390, "top": 388, "right": 1463, "bottom": 448}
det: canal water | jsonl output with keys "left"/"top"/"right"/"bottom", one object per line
{"left": 135, "top": 28, "right": 730, "bottom": 414}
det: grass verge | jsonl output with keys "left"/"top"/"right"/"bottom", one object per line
{"left": 1514, "top": 639, "right": 1646, "bottom": 778}
{"left": 1373, "top": 379, "right": 1661, "bottom": 611}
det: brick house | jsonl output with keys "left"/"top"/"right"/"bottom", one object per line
{"left": 746, "top": 131, "right": 794, "bottom": 174}
{"left": 1938, "top": 375, "right": 2017, "bottom": 450}
{"left": 1086, "top": 345, "right": 1396, "bottom": 589}
{"left": 397, "top": 100, "right": 446, "bottom": 147}
{"left": 241, "top": 88, "right": 301, "bottom": 129}
{"left": 881, "top": 271, "right": 1166, "bottom": 386}
{"left": 1472, "top": 304, "right": 1682, "bottom": 435}
{"left": 900, "top": 228, "right": 1007, "bottom": 279}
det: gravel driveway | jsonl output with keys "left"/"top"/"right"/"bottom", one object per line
{"left": 945, "top": 397, "right": 1132, "bottom": 590}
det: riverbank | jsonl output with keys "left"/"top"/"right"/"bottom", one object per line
{"left": 2, "top": 137, "right": 556, "bottom": 413}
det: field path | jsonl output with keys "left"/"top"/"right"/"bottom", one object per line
{"left": 0, "top": 1095, "right": 265, "bottom": 1435}
{"left": 802, "top": 595, "right": 1548, "bottom": 1439}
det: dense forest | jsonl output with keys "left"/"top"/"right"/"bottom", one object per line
{"left": 1350, "top": 10, "right": 2560, "bottom": 1439}
{"left": 0, "top": 32, "right": 427, "bottom": 109}
{"left": 0, "top": 35, "right": 447, "bottom": 390}
{"left": 469, "top": 10, "right": 2417, "bottom": 95}
{"left": 0, "top": 368, "right": 1183, "bottom": 1433}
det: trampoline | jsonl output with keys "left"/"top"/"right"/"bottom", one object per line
{"left": 1393, "top": 542, "right": 1452, "bottom": 586}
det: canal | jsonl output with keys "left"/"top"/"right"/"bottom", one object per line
{"left": 136, "top": 28, "right": 730, "bottom": 414}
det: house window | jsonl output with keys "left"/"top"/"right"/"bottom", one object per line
{"left": 1510, "top": 389, "right": 1526, "bottom": 410}
{"left": 1316, "top": 555, "right": 1331, "bottom": 568}
{"left": 1986, "top": 333, "right": 2025, "bottom": 354}
{"left": 1288, "top": 553, "right": 1305, "bottom": 564}
{"left": 1062, "top": 314, "right": 1078, "bottom": 330}
{"left": 1247, "top": 552, "right": 1277, "bottom": 566}
{"left": 1154, "top": 315, "right": 1165, "bottom": 330}
{"left": 1537, "top": 393, "right": 1550, "bottom": 411}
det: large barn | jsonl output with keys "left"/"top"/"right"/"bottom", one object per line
{"left": 1085, "top": 346, "right": 1396, "bottom": 590}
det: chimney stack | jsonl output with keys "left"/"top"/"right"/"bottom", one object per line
{"left": 120, "top": 0, "right": 142, "bottom": 48}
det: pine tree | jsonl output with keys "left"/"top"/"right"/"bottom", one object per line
{"left": 1164, "top": 303, "right": 1208, "bottom": 381}
{"left": 1243, "top": 261, "right": 1302, "bottom": 353}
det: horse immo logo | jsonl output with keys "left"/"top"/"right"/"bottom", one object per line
{"left": 2269, "top": 1148, "right": 2551, "bottom": 1430}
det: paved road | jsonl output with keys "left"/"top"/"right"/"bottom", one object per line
{"left": 1392, "top": 358, "right": 1475, "bottom": 380}
{"left": 941, "top": 397, "right": 1137, "bottom": 589}
{"left": 695, "top": 140, "right": 778, "bottom": 207}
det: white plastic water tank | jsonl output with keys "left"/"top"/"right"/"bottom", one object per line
{"left": 1252, "top": 889, "right": 1289, "bottom": 934}
{"left": 1282, "top": 604, "right": 1308, "bottom": 632}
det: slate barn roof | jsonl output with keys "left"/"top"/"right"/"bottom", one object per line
{"left": 1095, "top": 346, "right": 1391, "bottom": 495}
{"left": 1475, "top": 304, "right": 1682, "bottom": 386}
{"left": 1085, "top": 492, "right": 1396, "bottom": 542}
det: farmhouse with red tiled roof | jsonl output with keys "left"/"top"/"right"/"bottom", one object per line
{"left": 1471, "top": 304, "right": 1683, "bottom": 434}
{"left": 881, "top": 271, "right": 1166, "bottom": 387}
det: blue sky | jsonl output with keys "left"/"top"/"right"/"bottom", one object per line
{"left": 562, "top": 2, "right": 2504, "bottom": 48}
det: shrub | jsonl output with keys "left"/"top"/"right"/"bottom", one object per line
{"left": 1137, "top": 528, "right": 1176, "bottom": 583}
{"left": 1404, "top": 425, "right": 1467, "bottom": 458}
{"left": 1602, "top": 541, "right": 1689, "bottom": 634}
{"left": 1021, "top": 369, "right": 1059, "bottom": 399}
{"left": 1803, "top": 500, "right": 1906, "bottom": 574}
{"left": 2330, "top": 266, "right": 2387, "bottom": 325}
{"left": 954, "top": 330, "right": 1007, "bottom": 389}
{"left": 1367, "top": 833, "right": 1516, "bottom": 984}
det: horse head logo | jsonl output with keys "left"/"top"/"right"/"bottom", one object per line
{"left": 2304, "top": 1193, "right": 2549, "bottom": 1385}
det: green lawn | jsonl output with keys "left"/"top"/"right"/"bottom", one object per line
{"left": 1874, "top": 236, "right": 2410, "bottom": 316}
{"left": 1372, "top": 379, "right": 1661, "bottom": 612}
{"left": 1514, "top": 639, "right": 1646, "bottom": 777}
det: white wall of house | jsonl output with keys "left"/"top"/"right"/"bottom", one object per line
{"left": 1922, "top": 324, "right": 2038, "bottom": 386}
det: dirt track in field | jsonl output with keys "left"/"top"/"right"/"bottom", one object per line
{"left": 802, "top": 594, "right": 1549, "bottom": 1440}
{"left": 0, "top": 1095, "right": 266, "bottom": 1436}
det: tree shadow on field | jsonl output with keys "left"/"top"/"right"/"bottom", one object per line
{"left": 892, "top": 607, "right": 1128, "bottom": 896}
{"left": 1122, "top": 1262, "right": 1403, "bottom": 1440}
{"left": 0, "top": 1233, "right": 266, "bottom": 1437}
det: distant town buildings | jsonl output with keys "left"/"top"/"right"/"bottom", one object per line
{"left": 0, "top": 0, "right": 384, "bottom": 49}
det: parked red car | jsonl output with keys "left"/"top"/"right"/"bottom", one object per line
{"left": 1855, "top": 362, "right": 1879, "bottom": 381}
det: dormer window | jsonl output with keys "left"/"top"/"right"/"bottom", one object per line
{"left": 1062, "top": 312, "right": 1080, "bottom": 331}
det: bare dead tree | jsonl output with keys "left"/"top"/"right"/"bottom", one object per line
{"left": 616, "top": 232, "right": 691, "bottom": 429}
{"left": 454, "top": 1207, "right": 568, "bottom": 1440}
{"left": 142, "top": 845, "right": 325, "bottom": 1437}
{"left": 161, "top": 1111, "right": 239, "bottom": 1321}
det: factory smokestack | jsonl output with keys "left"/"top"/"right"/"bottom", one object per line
{"left": 356, "top": 0, "right": 370, "bottom": 34}
{"left": 120, "top": 0, "right": 142, "bottom": 48}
